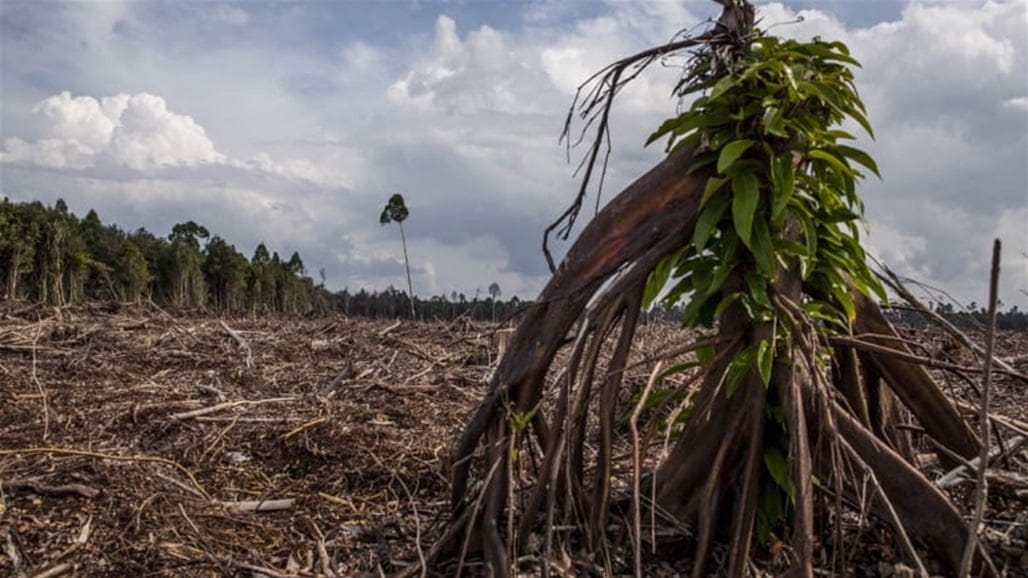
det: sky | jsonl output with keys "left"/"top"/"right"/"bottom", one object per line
{"left": 1, "top": 0, "right": 1025, "bottom": 309}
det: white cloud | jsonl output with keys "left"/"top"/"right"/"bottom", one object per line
{"left": 1004, "top": 96, "right": 1028, "bottom": 112}
{"left": 2, "top": 92, "right": 224, "bottom": 170}
{"left": 1, "top": 0, "right": 1025, "bottom": 307}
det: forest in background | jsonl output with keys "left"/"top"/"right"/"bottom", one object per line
{"left": 2, "top": 197, "right": 1025, "bottom": 329}
{"left": 0, "top": 198, "right": 529, "bottom": 321}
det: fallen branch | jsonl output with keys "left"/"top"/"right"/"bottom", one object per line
{"left": 220, "top": 499, "right": 296, "bottom": 513}
{"left": 2, "top": 478, "right": 100, "bottom": 498}
{"left": 950, "top": 399, "right": 1028, "bottom": 438}
{"left": 169, "top": 397, "right": 296, "bottom": 420}
{"left": 218, "top": 320, "right": 254, "bottom": 368}
{"left": 0, "top": 447, "right": 209, "bottom": 499}
{"left": 30, "top": 563, "right": 72, "bottom": 578}
{"left": 936, "top": 436, "right": 1026, "bottom": 489}
{"left": 281, "top": 416, "right": 328, "bottom": 440}
{"left": 877, "top": 262, "right": 1028, "bottom": 382}
{"left": 828, "top": 335, "right": 1022, "bottom": 379}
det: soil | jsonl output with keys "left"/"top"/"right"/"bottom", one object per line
{"left": 1, "top": 302, "right": 1026, "bottom": 577}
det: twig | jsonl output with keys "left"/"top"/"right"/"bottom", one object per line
{"left": 629, "top": 361, "right": 664, "bottom": 578}
{"left": 169, "top": 397, "right": 296, "bottom": 420}
{"left": 2, "top": 478, "right": 100, "bottom": 498}
{"left": 0, "top": 447, "right": 209, "bottom": 499}
{"left": 31, "top": 317, "right": 49, "bottom": 442}
{"left": 959, "top": 240, "right": 1000, "bottom": 578}
{"left": 949, "top": 399, "right": 1028, "bottom": 437}
{"left": 378, "top": 320, "right": 401, "bottom": 337}
{"left": 30, "top": 563, "right": 72, "bottom": 578}
{"left": 877, "top": 262, "right": 1025, "bottom": 380}
{"left": 3, "top": 527, "right": 22, "bottom": 571}
{"left": 827, "top": 335, "right": 1022, "bottom": 379}
{"left": 281, "top": 416, "right": 328, "bottom": 440}
{"left": 394, "top": 467, "right": 427, "bottom": 578}
{"left": 839, "top": 439, "right": 930, "bottom": 577}
{"left": 305, "top": 516, "right": 337, "bottom": 578}
{"left": 936, "top": 436, "right": 1026, "bottom": 489}
{"left": 220, "top": 499, "right": 295, "bottom": 513}
{"left": 218, "top": 320, "right": 254, "bottom": 368}
{"left": 232, "top": 561, "right": 314, "bottom": 578}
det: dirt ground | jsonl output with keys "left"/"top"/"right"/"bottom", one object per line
{"left": 1, "top": 302, "right": 1026, "bottom": 577}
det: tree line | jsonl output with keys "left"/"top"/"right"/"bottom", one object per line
{"left": 0, "top": 198, "right": 529, "bottom": 321}
{"left": 329, "top": 285, "right": 527, "bottom": 322}
{"left": 0, "top": 198, "right": 320, "bottom": 313}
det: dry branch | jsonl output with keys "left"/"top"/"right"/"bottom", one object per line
{"left": 960, "top": 239, "right": 1002, "bottom": 577}
{"left": 218, "top": 319, "right": 254, "bottom": 368}
{"left": 221, "top": 499, "right": 296, "bottom": 513}
{"left": 937, "top": 436, "right": 1027, "bottom": 489}
{"left": 169, "top": 397, "right": 297, "bottom": 420}
{"left": 2, "top": 478, "right": 100, "bottom": 498}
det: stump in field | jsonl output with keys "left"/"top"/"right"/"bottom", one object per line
{"left": 423, "top": 1, "right": 1004, "bottom": 575}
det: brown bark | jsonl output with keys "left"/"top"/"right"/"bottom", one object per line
{"left": 449, "top": 142, "right": 709, "bottom": 511}
{"left": 851, "top": 291, "right": 980, "bottom": 464}
{"left": 832, "top": 402, "right": 996, "bottom": 576}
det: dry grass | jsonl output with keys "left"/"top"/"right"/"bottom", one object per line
{"left": 0, "top": 302, "right": 1025, "bottom": 576}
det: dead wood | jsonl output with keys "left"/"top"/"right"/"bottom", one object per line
{"left": 2, "top": 478, "right": 100, "bottom": 499}
{"left": 851, "top": 290, "right": 981, "bottom": 465}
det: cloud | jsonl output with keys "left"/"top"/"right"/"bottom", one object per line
{"left": 1, "top": 0, "right": 1025, "bottom": 308}
{"left": 2, "top": 91, "right": 224, "bottom": 169}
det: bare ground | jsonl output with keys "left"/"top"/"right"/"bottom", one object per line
{"left": 1, "top": 302, "right": 1026, "bottom": 577}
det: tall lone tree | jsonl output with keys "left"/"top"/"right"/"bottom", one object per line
{"left": 421, "top": 1, "right": 1002, "bottom": 577}
{"left": 380, "top": 193, "right": 416, "bottom": 320}
{"left": 488, "top": 281, "right": 501, "bottom": 321}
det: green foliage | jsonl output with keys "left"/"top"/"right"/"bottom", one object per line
{"left": 0, "top": 198, "right": 320, "bottom": 313}
{"left": 645, "top": 34, "right": 885, "bottom": 334}
{"left": 641, "top": 33, "right": 889, "bottom": 545}
{"left": 380, "top": 193, "right": 409, "bottom": 225}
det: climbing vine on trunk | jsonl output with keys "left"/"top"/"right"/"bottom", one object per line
{"left": 420, "top": 2, "right": 1001, "bottom": 577}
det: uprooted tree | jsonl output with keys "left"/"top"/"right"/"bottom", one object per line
{"left": 418, "top": 1, "right": 1002, "bottom": 576}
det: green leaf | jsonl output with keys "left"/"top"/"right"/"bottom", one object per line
{"left": 645, "top": 115, "right": 682, "bottom": 147}
{"left": 687, "top": 153, "right": 718, "bottom": 175}
{"left": 830, "top": 282, "right": 857, "bottom": 322}
{"left": 718, "top": 140, "right": 756, "bottom": 173}
{"left": 713, "top": 291, "right": 744, "bottom": 318}
{"left": 725, "top": 346, "right": 755, "bottom": 398}
{"left": 701, "top": 176, "right": 730, "bottom": 207}
{"left": 731, "top": 171, "right": 760, "bottom": 248}
{"left": 708, "top": 75, "right": 738, "bottom": 101}
{"left": 794, "top": 209, "right": 818, "bottom": 278}
{"left": 764, "top": 447, "right": 787, "bottom": 490}
{"left": 761, "top": 106, "right": 787, "bottom": 137}
{"left": 834, "top": 144, "right": 881, "bottom": 178}
{"left": 770, "top": 157, "right": 796, "bottom": 224}
{"left": 751, "top": 219, "right": 775, "bottom": 276}
{"left": 745, "top": 270, "right": 772, "bottom": 309}
{"left": 757, "top": 339, "right": 773, "bottom": 386}
{"left": 808, "top": 149, "right": 855, "bottom": 177}
{"left": 846, "top": 105, "right": 875, "bottom": 139}
{"left": 644, "top": 252, "right": 677, "bottom": 308}
{"left": 693, "top": 194, "right": 731, "bottom": 253}
{"left": 657, "top": 363, "right": 698, "bottom": 383}
{"left": 696, "top": 345, "right": 716, "bottom": 366}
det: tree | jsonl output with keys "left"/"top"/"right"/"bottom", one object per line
{"left": 165, "top": 221, "right": 209, "bottom": 308}
{"left": 427, "top": 3, "right": 996, "bottom": 577}
{"left": 380, "top": 193, "right": 415, "bottom": 320}
{"left": 488, "top": 281, "right": 501, "bottom": 321}
{"left": 203, "top": 236, "right": 249, "bottom": 311}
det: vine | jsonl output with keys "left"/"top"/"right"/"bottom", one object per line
{"left": 643, "top": 33, "right": 889, "bottom": 545}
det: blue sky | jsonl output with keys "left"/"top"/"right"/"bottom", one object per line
{"left": 1, "top": 0, "right": 1025, "bottom": 308}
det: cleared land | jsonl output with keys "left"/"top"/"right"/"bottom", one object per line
{"left": 1, "top": 303, "right": 1026, "bottom": 576}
